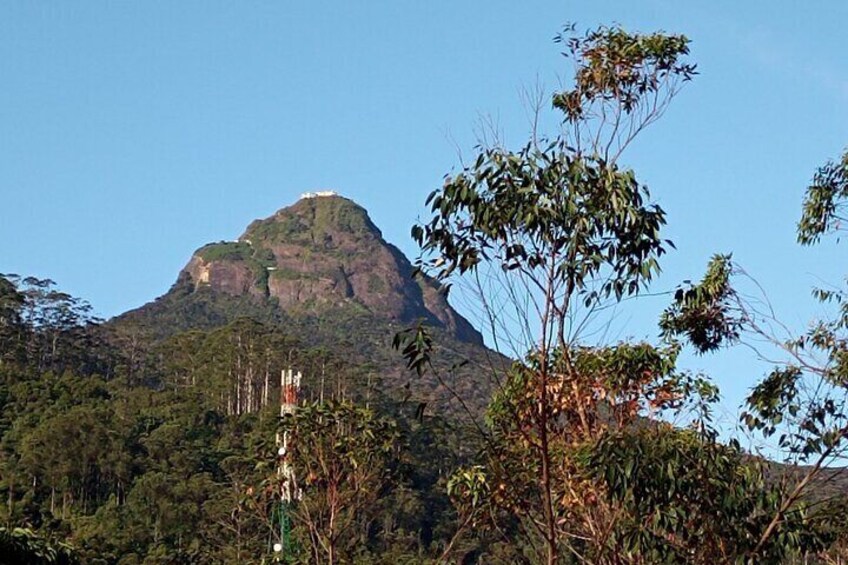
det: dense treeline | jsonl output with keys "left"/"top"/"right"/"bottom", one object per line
{"left": 3, "top": 275, "right": 848, "bottom": 563}
{"left": 0, "top": 275, "right": 471, "bottom": 563}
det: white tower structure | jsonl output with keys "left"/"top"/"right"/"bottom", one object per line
{"left": 277, "top": 369, "right": 303, "bottom": 504}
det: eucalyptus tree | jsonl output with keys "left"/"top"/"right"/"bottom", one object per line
{"left": 398, "top": 24, "right": 841, "bottom": 563}
{"left": 0, "top": 275, "right": 106, "bottom": 377}
{"left": 660, "top": 147, "right": 848, "bottom": 562}
{"left": 404, "top": 24, "right": 709, "bottom": 564}
{"left": 798, "top": 149, "right": 848, "bottom": 245}
{"left": 0, "top": 275, "right": 25, "bottom": 365}
{"left": 413, "top": 25, "right": 694, "bottom": 362}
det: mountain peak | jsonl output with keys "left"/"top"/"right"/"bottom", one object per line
{"left": 243, "top": 193, "right": 381, "bottom": 245}
{"left": 174, "top": 195, "right": 482, "bottom": 344}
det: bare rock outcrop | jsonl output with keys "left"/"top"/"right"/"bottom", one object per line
{"left": 179, "top": 194, "right": 483, "bottom": 345}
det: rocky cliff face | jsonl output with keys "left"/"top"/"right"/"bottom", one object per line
{"left": 179, "top": 194, "right": 483, "bottom": 345}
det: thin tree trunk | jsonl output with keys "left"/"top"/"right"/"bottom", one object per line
{"left": 264, "top": 363, "right": 269, "bottom": 408}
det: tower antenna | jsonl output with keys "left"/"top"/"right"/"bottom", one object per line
{"left": 273, "top": 368, "right": 302, "bottom": 560}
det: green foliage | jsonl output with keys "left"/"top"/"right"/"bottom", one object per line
{"left": 742, "top": 363, "right": 848, "bottom": 460}
{"left": 0, "top": 275, "right": 25, "bottom": 329}
{"left": 660, "top": 119, "right": 848, "bottom": 564}
{"left": 392, "top": 322, "right": 433, "bottom": 377}
{"left": 413, "top": 144, "right": 670, "bottom": 304}
{"left": 553, "top": 24, "right": 696, "bottom": 123}
{"left": 660, "top": 254, "right": 742, "bottom": 353}
{"left": 0, "top": 527, "right": 79, "bottom": 564}
{"left": 114, "top": 277, "right": 286, "bottom": 341}
{"left": 798, "top": 149, "right": 848, "bottom": 245}
{"left": 221, "top": 398, "right": 456, "bottom": 564}
{"left": 196, "top": 241, "right": 277, "bottom": 291}
{"left": 0, "top": 274, "right": 26, "bottom": 366}
{"left": 245, "top": 214, "right": 309, "bottom": 242}
{"left": 583, "top": 427, "right": 828, "bottom": 563}
{"left": 308, "top": 196, "right": 373, "bottom": 237}
{"left": 486, "top": 342, "right": 713, "bottom": 436}
{"left": 742, "top": 367, "right": 803, "bottom": 441}
{"left": 444, "top": 342, "right": 723, "bottom": 564}
{"left": 399, "top": 21, "right": 848, "bottom": 565}
{"left": 403, "top": 21, "right": 769, "bottom": 565}
{"left": 274, "top": 401, "right": 403, "bottom": 563}
{"left": 411, "top": 24, "right": 699, "bottom": 323}
{"left": 0, "top": 273, "right": 473, "bottom": 563}
{"left": 446, "top": 465, "right": 489, "bottom": 511}
{"left": 0, "top": 275, "right": 108, "bottom": 377}
{"left": 280, "top": 400, "right": 401, "bottom": 472}
{"left": 196, "top": 241, "right": 254, "bottom": 262}
{"left": 244, "top": 196, "right": 376, "bottom": 247}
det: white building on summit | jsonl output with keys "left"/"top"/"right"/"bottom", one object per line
{"left": 300, "top": 190, "right": 339, "bottom": 199}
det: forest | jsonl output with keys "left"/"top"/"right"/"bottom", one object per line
{"left": 3, "top": 22, "right": 848, "bottom": 565}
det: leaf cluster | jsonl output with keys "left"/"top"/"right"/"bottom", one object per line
{"left": 798, "top": 149, "right": 848, "bottom": 245}
{"left": 553, "top": 24, "right": 697, "bottom": 122}
{"left": 660, "top": 254, "right": 742, "bottom": 353}
{"left": 583, "top": 427, "right": 829, "bottom": 563}
{"left": 414, "top": 144, "right": 670, "bottom": 304}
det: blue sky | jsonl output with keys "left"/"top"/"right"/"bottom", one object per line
{"left": 2, "top": 2, "right": 847, "bottom": 441}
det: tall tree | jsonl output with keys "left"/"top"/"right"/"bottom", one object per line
{"left": 408, "top": 24, "right": 697, "bottom": 564}
{"left": 661, "top": 149, "right": 848, "bottom": 561}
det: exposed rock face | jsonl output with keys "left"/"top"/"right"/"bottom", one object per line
{"left": 180, "top": 194, "right": 483, "bottom": 345}
{"left": 184, "top": 255, "right": 266, "bottom": 299}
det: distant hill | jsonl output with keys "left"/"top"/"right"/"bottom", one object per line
{"left": 114, "top": 193, "right": 507, "bottom": 416}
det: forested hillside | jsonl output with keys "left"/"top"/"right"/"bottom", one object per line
{"left": 0, "top": 195, "right": 504, "bottom": 563}
{"left": 0, "top": 273, "right": 479, "bottom": 563}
